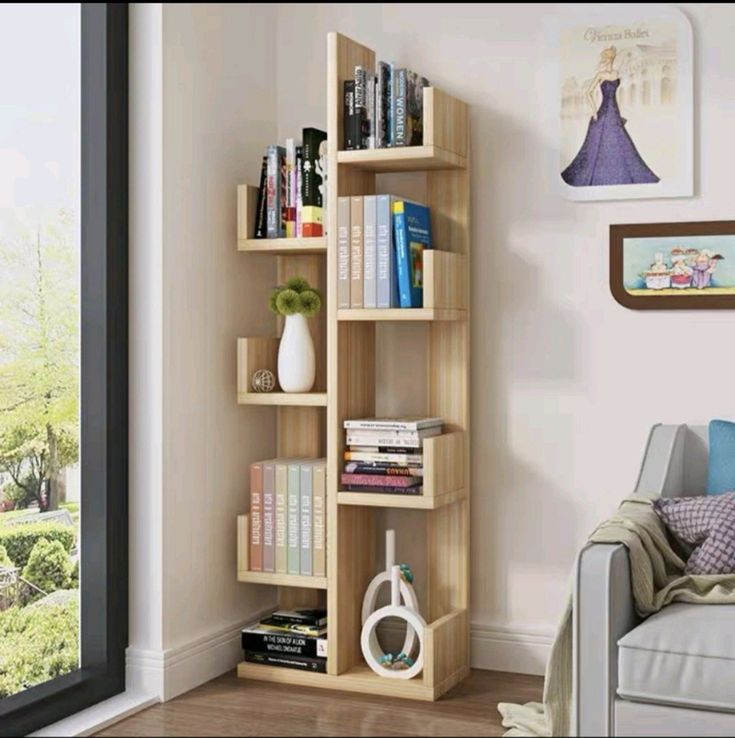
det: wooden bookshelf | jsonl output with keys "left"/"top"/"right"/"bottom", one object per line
{"left": 235, "top": 32, "right": 470, "bottom": 702}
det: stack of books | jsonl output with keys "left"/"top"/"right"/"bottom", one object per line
{"left": 242, "top": 608, "right": 327, "bottom": 673}
{"left": 340, "top": 417, "right": 443, "bottom": 495}
{"left": 250, "top": 459, "right": 326, "bottom": 577}
{"left": 337, "top": 196, "right": 432, "bottom": 309}
{"left": 253, "top": 128, "right": 327, "bottom": 239}
{"left": 343, "top": 63, "right": 429, "bottom": 149}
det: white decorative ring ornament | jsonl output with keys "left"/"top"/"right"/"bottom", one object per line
{"left": 360, "top": 565, "right": 426, "bottom": 680}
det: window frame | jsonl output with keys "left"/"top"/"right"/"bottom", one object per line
{"left": 0, "top": 4, "right": 128, "bottom": 734}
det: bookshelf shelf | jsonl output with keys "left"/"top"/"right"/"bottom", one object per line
{"left": 236, "top": 571, "right": 328, "bottom": 589}
{"left": 336, "top": 145, "right": 466, "bottom": 173}
{"left": 236, "top": 32, "right": 470, "bottom": 702}
{"left": 238, "top": 237, "right": 327, "bottom": 255}
{"left": 237, "top": 392, "right": 328, "bottom": 407}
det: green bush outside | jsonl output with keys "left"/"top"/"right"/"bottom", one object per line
{"left": 22, "top": 538, "right": 74, "bottom": 594}
{"left": 0, "top": 544, "right": 12, "bottom": 569}
{"left": 0, "top": 523, "right": 75, "bottom": 570}
{"left": 0, "top": 593, "right": 79, "bottom": 697}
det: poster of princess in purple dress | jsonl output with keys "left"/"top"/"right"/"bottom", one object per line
{"left": 556, "top": 5, "right": 692, "bottom": 201}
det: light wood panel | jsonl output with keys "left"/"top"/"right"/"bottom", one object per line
{"left": 277, "top": 407, "right": 325, "bottom": 458}
{"left": 336, "top": 145, "right": 466, "bottom": 172}
{"left": 337, "top": 487, "right": 467, "bottom": 510}
{"left": 424, "top": 251, "right": 467, "bottom": 311}
{"left": 423, "top": 88, "right": 469, "bottom": 158}
{"left": 338, "top": 307, "right": 465, "bottom": 322}
{"left": 423, "top": 609, "right": 471, "bottom": 694}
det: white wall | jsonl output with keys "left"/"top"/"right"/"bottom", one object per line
{"left": 273, "top": 2, "right": 735, "bottom": 671}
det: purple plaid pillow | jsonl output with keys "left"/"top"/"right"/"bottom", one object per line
{"left": 654, "top": 492, "right": 735, "bottom": 575}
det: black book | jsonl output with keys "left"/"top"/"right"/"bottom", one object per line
{"left": 343, "top": 80, "right": 358, "bottom": 150}
{"left": 241, "top": 629, "right": 327, "bottom": 659}
{"left": 269, "top": 608, "right": 327, "bottom": 627}
{"left": 244, "top": 650, "right": 327, "bottom": 673}
{"left": 254, "top": 155, "right": 267, "bottom": 239}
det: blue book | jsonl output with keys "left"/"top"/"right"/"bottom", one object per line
{"left": 393, "top": 200, "right": 432, "bottom": 308}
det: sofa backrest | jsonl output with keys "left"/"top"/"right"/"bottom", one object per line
{"left": 634, "top": 424, "right": 709, "bottom": 499}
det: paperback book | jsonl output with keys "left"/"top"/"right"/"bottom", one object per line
{"left": 244, "top": 651, "right": 327, "bottom": 673}
{"left": 393, "top": 200, "right": 432, "bottom": 308}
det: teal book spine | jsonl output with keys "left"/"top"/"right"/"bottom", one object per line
{"left": 393, "top": 200, "right": 431, "bottom": 308}
{"left": 287, "top": 464, "right": 300, "bottom": 575}
{"left": 300, "top": 464, "right": 313, "bottom": 576}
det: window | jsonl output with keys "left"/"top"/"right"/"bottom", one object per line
{"left": 0, "top": 4, "right": 127, "bottom": 734}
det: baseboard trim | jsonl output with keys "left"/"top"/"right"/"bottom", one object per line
{"left": 127, "top": 606, "right": 274, "bottom": 701}
{"left": 470, "top": 623, "right": 554, "bottom": 676}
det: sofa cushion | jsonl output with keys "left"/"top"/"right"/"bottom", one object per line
{"left": 708, "top": 419, "right": 735, "bottom": 495}
{"left": 654, "top": 493, "right": 735, "bottom": 574}
{"left": 618, "top": 603, "right": 735, "bottom": 711}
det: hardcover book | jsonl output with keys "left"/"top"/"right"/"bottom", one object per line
{"left": 254, "top": 156, "right": 267, "bottom": 239}
{"left": 363, "top": 195, "right": 378, "bottom": 308}
{"left": 266, "top": 145, "right": 287, "bottom": 238}
{"left": 342, "top": 484, "right": 422, "bottom": 496}
{"left": 376, "top": 194, "right": 399, "bottom": 308}
{"left": 344, "top": 417, "right": 442, "bottom": 431}
{"left": 344, "top": 462, "right": 423, "bottom": 477}
{"left": 393, "top": 200, "right": 432, "bottom": 308}
{"left": 241, "top": 627, "right": 327, "bottom": 659}
{"left": 312, "top": 462, "right": 327, "bottom": 577}
{"left": 275, "top": 460, "right": 289, "bottom": 574}
{"left": 345, "top": 428, "right": 441, "bottom": 448}
{"left": 388, "top": 62, "right": 396, "bottom": 145}
{"left": 269, "top": 608, "right": 327, "bottom": 627}
{"left": 249, "top": 461, "right": 263, "bottom": 572}
{"left": 354, "top": 65, "right": 368, "bottom": 149}
{"left": 287, "top": 462, "right": 300, "bottom": 575}
{"left": 302, "top": 128, "right": 327, "bottom": 237}
{"left": 350, "top": 196, "right": 364, "bottom": 308}
{"left": 300, "top": 463, "right": 313, "bottom": 576}
{"left": 337, "top": 197, "right": 351, "bottom": 308}
{"left": 244, "top": 651, "right": 327, "bottom": 673}
{"left": 376, "top": 62, "right": 390, "bottom": 148}
{"left": 407, "top": 72, "right": 430, "bottom": 146}
{"left": 262, "top": 460, "right": 276, "bottom": 572}
{"left": 259, "top": 618, "right": 327, "bottom": 638}
{"left": 366, "top": 73, "right": 376, "bottom": 149}
{"left": 295, "top": 145, "right": 303, "bottom": 237}
{"left": 285, "top": 138, "right": 297, "bottom": 238}
{"left": 392, "top": 68, "right": 407, "bottom": 146}
{"left": 343, "top": 80, "right": 357, "bottom": 150}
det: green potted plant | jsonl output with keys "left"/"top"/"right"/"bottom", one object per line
{"left": 269, "top": 277, "right": 322, "bottom": 392}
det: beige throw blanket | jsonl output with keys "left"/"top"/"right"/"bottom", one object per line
{"left": 498, "top": 495, "right": 735, "bottom": 737}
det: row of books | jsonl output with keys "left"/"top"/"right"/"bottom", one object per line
{"left": 252, "top": 128, "right": 327, "bottom": 239}
{"left": 340, "top": 417, "right": 443, "bottom": 496}
{"left": 337, "top": 196, "right": 432, "bottom": 309}
{"left": 250, "top": 458, "right": 326, "bottom": 577}
{"left": 343, "top": 63, "right": 429, "bottom": 150}
{"left": 242, "top": 608, "right": 327, "bottom": 674}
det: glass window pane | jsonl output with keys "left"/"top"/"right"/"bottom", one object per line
{"left": 0, "top": 3, "right": 81, "bottom": 698}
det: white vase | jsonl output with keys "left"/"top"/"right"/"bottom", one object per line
{"left": 278, "top": 314, "right": 316, "bottom": 393}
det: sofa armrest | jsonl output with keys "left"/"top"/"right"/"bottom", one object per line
{"left": 573, "top": 543, "right": 639, "bottom": 737}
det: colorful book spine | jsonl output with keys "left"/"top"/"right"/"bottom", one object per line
{"left": 394, "top": 200, "right": 432, "bottom": 308}
{"left": 295, "top": 145, "right": 303, "bottom": 238}
{"left": 376, "top": 194, "right": 398, "bottom": 308}
{"left": 341, "top": 473, "right": 421, "bottom": 488}
{"left": 376, "top": 62, "right": 390, "bottom": 148}
{"left": 241, "top": 630, "right": 327, "bottom": 659}
{"left": 350, "top": 196, "right": 364, "bottom": 308}
{"left": 300, "top": 464, "right": 313, "bottom": 576}
{"left": 285, "top": 138, "right": 296, "bottom": 238}
{"left": 343, "top": 80, "right": 357, "bottom": 150}
{"left": 287, "top": 463, "right": 300, "bottom": 575}
{"left": 244, "top": 651, "right": 327, "bottom": 673}
{"left": 344, "top": 463, "right": 422, "bottom": 477}
{"left": 262, "top": 461, "right": 276, "bottom": 572}
{"left": 407, "top": 72, "right": 429, "bottom": 146}
{"left": 254, "top": 156, "right": 267, "bottom": 239}
{"left": 363, "top": 195, "right": 378, "bottom": 309}
{"left": 249, "top": 462, "right": 263, "bottom": 571}
{"left": 302, "top": 128, "right": 327, "bottom": 237}
{"left": 354, "top": 65, "right": 368, "bottom": 149}
{"left": 275, "top": 460, "right": 289, "bottom": 574}
{"left": 266, "top": 145, "right": 286, "bottom": 238}
{"left": 312, "top": 462, "right": 326, "bottom": 577}
{"left": 392, "top": 68, "right": 407, "bottom": 146}
{"left": 337, "top": 197, "right": 351, "bottom": 308}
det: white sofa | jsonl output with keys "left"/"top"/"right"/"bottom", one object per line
{"left": 573, "top": 424, "right": 735, "bottom": 737}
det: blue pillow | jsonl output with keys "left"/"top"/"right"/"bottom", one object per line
{"left": 707, "top": 419, "right": 735, "bottom": 495}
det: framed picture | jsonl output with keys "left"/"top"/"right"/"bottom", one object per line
{"left": 552, "top": 4, "right": 693, "bottom": 201}
{"left": 610, "top": 222, "right": 735, "bottom": 310}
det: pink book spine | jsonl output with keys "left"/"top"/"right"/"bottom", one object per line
{"left": 340, "top": 473, "right": 420, "bottom": 488}
{"left": 250, "top": 463, "right": 263, "bottom": 571}
{"left": 262, "top": 462, "right": 276, "bottom": 572}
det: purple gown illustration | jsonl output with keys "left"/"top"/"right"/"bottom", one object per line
{"left": 561, "top": 78, "right": 659, "bottom": 187}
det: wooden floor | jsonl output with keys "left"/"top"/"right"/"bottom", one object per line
{"left": 97, "top": 669, "right": 542, "bottom": 737}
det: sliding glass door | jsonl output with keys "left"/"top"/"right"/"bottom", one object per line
{"left": 0, "top": 4, "right": 127, "bottom": 734}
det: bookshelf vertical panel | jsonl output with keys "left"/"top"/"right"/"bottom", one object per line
{"left": 277, "top": 407, "right": 325, "bottom": 458}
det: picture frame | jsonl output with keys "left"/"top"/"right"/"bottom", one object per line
{"left": 610, "top": 221, "right": 735, "bottom": 310}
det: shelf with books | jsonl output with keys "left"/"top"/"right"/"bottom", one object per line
{"left": 237, "top": 513, "right": 328, "bottom": 589}
{"left": 237, "top": 184, "right": 327, "bottom": 254}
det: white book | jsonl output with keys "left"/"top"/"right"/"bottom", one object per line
{"left": 363, "top": 195, "right": 378, "bottom": 308}
{"left": 337, "top": 197, "right": 351, "bottom": 308}
{"left": 344, "top": 416, "right": 443, "bottom": 431}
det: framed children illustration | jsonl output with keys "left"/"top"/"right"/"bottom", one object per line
{"left": 610, "top": 222, "right": 735, "bottom": 310}
{"left": 551, "top": 4, "right": 693, "bottom": 201}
